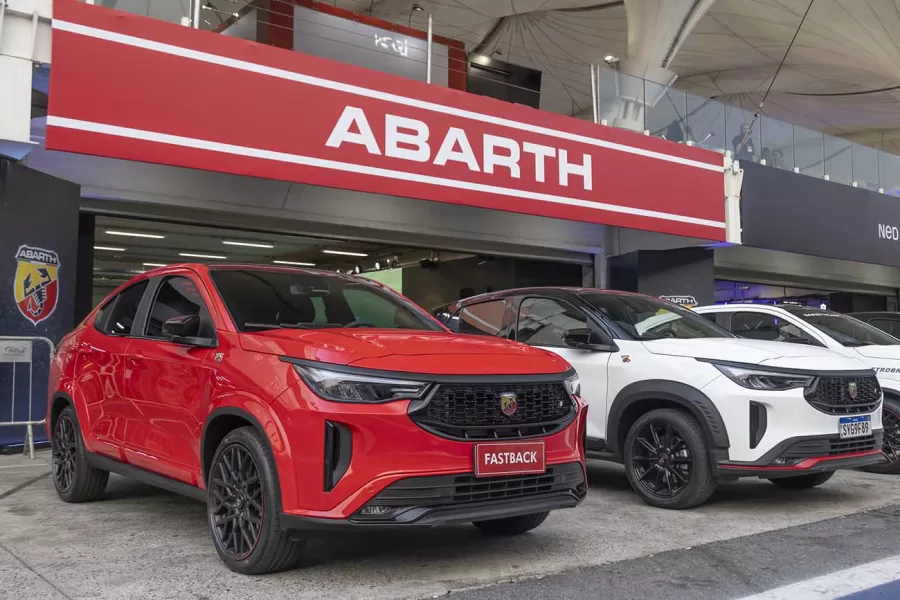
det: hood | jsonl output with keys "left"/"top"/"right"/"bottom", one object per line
{"left": 852, "top": 345, "right": 900, "bottom": 361}
{"left": 642, "top": 338, "right": 870, "bottom": 371}
{"left": 239, "top": 329, "right": 571, "bottom": 375}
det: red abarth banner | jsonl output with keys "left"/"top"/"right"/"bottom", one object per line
{"left": 47, "top": 0, "right": 727, "bottom": 240}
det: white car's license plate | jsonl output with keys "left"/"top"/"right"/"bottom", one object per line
{"left": 839, "top": 415, "right": 871, "bottom": 439}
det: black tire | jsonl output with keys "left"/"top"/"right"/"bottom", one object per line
{"left": 861, "top": 396, "right": 900, "bottom": 474}
{"left": 207, "top": 426, "right": 303, "bottom": 575}
{"left": 52, "top": 405, "right": 109, "bottom": 503}
{"left": 623, "top": 408, "right": 717, "bottom": 509}
{"left": 473, "top": 511, "right": 549, "bottom": 536}
{"left": 769, "top": 472, "right": 834, "bottom": 489}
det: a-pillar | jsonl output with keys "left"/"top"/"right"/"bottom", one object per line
{"left": 600, "top": 0, "right": 716, "bottom": 131}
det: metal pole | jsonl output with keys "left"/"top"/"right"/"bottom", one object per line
{"left": 590, "top": 65, "right": 599, "bottom": 124}
{"left": 426, "top": 13, "right": 433, "bottom": 84}
{"left": 191, "top": 0, "right": 201, "bottom": 29}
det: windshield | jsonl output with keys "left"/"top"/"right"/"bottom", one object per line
{"left": 782, "top": 306, "right": 899, "bottom": 347}
{"left": 209, "top": 269, "right": 442, "bottom": 332}
{"left": 580, "top": 293, "right": 732, "bottom": 341}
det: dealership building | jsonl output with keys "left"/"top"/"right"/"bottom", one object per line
{"left": 2, "top": 0, "right": 900, "bottom": 445}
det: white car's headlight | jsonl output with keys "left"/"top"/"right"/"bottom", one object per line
{"left": 563, "top": 372, "right": 581, "bottom": 397}
{"left": 295, "top": 365, "right": 431, "bottom": 403}
{"left": 713, "top": 363, "right": 813, "bottom": 391}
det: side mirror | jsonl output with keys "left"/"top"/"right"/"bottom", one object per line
{"left": 162, "top": 315, "right": 216, "bottom": 348}
{"left": 563, "top": 328, "right": 617, "bottom": 352}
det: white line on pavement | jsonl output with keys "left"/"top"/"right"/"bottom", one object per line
{"left": 736, "top": 555, "right": 900, "bottom": 600}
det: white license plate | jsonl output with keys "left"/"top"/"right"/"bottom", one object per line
{"left": 839, "top": 415, "right": 871, "bottom": 439}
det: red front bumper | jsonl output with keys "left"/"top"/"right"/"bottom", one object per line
{"left": 269, "top": 384, "right": 588, "bottom": 524}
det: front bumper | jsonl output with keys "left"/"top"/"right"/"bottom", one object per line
{"left": 717, "top": 431, "right": 885, "bottom": 478}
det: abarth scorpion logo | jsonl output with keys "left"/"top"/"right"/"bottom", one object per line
{"left": 500, "top": 392, "right": 517, "bottom": 417}
{"left": 13, "top": 245, "right": 60, "bottom": 326}
{"left": 848, "top": 382, "right": 858, "bottom": 400}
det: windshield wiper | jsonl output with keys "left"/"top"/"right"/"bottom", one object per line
{"left": 244, "top": 322, "right": 314, "bottom": 330}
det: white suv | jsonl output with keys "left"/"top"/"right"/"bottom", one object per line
{"left": 435, "top": 289, "right": 885, "bottom": 509}
{"left": 694, "top": 303, "right": 900, "bottom": 474}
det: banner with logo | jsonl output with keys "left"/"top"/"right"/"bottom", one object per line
{"left": 0, "top": 160, "right": 80, "bottom": 447}
{"left": 47, "top": 0, "right": 727, "bottom": 241}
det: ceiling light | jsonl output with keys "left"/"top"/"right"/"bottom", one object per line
{"left": 354, "top": 265, "right": 361, "bottom": 274}
{"left": 604, "top": 55, "right": 619, "bottom": 65}
{"left": 223, "top": 240, "right": 275, "bottom": 249}
{"left": 94, "top": 245, "right": 126, "bottom": 252}
{"left": 412, "top": 3, "right": 423, "bottom": 10}
{"left": 105, "top": 230, "right": 165, "bottom": 239}
{"left": 323, "top": 249, "right": 369, "bottom": 257}
{"left": 130, "top": 269, "right": 147, "bottom": 274}
{"left": 375, "top": 261, "right": 381, "bottom": 270}
{"left": 179, "top": 252, "right": 227, "bottom": 259}
{"left": 273, "top": 260, "right": 316, "bottom": 267}
{"left": 143, "top": 262, "right": 167, "bottom": 267}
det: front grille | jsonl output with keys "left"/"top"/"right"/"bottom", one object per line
{"left": 778, "top": 432, "right": 882, "bottom": 461}
{"left": 409, "top": 382, "right": 575, "bottom": 440}
{"left": 361, "top": 462, "right": 586, "bottom": 510}
{"left": 804, "top": 376, "right": 881, "bottom": 415}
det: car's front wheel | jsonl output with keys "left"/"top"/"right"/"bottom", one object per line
{"left": 473, "top": 511, "right": 549, "bottom": 536}
{"left": 207, "top": 426, "right": 303, "bottom": 574}
{"left": 861, "top": 396, "right": 900, "bottom": 474}
{"left": 769, "top": 472, "right": 834, "bottom": 489}
{"left": 623, "top": 408, "right": 717, "bottom": 509}
{"left": 52, "top": 405, "right": 109, "bottom": 502}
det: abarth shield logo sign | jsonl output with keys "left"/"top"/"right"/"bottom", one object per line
{"left": 13, "top": 245, "right": 60, "bottom": 326}
{"left": 500, "top": 392, "right": 517, "bottom": 416}
{"left": 848, "top": 382, "right": 858, "bottom": 400}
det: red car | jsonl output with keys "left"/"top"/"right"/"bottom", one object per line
{"left": 48, "top": 265, "right": 587, "bottom": 574}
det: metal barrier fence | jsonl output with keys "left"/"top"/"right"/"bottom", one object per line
{"left": 0, "top": 336, "right": 55, "bottom": 459}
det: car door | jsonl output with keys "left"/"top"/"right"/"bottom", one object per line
{"left": 74, "top": 280, "right": 150, "bottom": 458}
{"left": 514, "top": 296, "right": 611, "bottom": 441}
{"left": 121, "top": 274, "right": 217, "bottom": 484}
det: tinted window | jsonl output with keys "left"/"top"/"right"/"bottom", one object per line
{"left": 209, "top": 269, "right": 439, "bottom": 332}
{"left": 581, "top": 293, "right": 730, "bottom": 340}
{"left": 730, "top": 312, "right": 810, "bottom": 343}
{"left": 95, "top": 281, "right": 148, "bottom": 336}
{"left": 455, "top": 300, "right": 512, "bottom": 337}
{"left": 782, "top": 307, "right": 899, "bottom": 347}
{"left": 145, "top": 277, "right": 210, "bottom": 338}
{"left": 517, "top": 297, "right": 588, "bottom": 347}
{"left": 869, "top": 319, "right": 900, "bottom": 338}
{"left": 699, "top": 312, "right": 719, "bottom": 324}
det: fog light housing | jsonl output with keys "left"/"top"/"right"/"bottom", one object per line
{"left": 359, "top": 505, "right": 394, "bottom": 517}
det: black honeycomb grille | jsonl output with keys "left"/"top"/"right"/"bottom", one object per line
{"left": 410, "top": 382, "right": 575, "bottom": 440}
{"left": 804, "top": 376, "right": 881, "bottom": 415}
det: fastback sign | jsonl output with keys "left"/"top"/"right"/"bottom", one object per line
{"left": 47, "top": 0, "right": 727, "bottom": 240}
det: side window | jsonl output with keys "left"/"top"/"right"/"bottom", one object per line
{"left": 145, "top": 277, "right": 210, "bottom": 339}
{"left": 700, "top": 312, "right": 719, "bottom": 324}
{"left": 731, "top": 312, "right": 807, "bottom": 342}
{"left": 456, "top": 300, "right": 513, "bottom": 337}
{"left": 94, "top": 281, "right": 149, "bottom": 336}
{"left": 516, "top": 297, "right": 588, "bottom": 347}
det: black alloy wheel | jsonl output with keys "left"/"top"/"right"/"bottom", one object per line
{"left": 209, "top": 443, "right": 265, "bottom": 561}
{"left": 623, "top": 409, "right": 717, "bottom": 509}
{"left": 52, "top": 414, "right": 78, "bottom": 493}
{"left": 630, "top": 420, "right": 693, "bottom": 498}
{"left": 863, "top": 397, "right": 900, "bottom": 474}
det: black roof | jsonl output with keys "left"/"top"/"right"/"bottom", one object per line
{"left": 849, "top": 311, "right": 900, "bottom": 318}
{"left": 448, "top": 287, "right": 647, "bottom": 308}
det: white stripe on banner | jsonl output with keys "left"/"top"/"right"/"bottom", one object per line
{"left": 51, "top": 19, "right": 723, "bottom": 173}
{"left": 46, "top": 116, "right": 727, "bottom": 229}
{"left": 736, "top": 555, "right": 900, "bottom": 600}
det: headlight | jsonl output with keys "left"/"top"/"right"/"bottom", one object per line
{"left": 564, "top": 372, "right": 581, "bottom": 397}
{"left": 714, "top": 364, "right": 814, "bottom": 391}
{"left": 295, "top": 365, "right": 431, "bottom": 403}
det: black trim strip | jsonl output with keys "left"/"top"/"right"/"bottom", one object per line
{"left": 86, "top": 452, "right": 206, "bottom": 502}
{"left": 697, "top": 358, "right": 876, "bottom": 378}
{"left": 281, "top": 356, "right": 575, "bottom": 384}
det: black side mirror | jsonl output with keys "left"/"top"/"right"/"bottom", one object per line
{"left": 162, "top": 315, "right": 216, "bottom": 348}
{"left": 564, "top": 328, "right": 618, "bottom": 352}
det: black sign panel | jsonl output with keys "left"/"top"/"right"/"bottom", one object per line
{"left": 741, "top": 161, "right": 900, "bottom": 268}
{"left": 0, "top": 160, "right": 80, "bottom": 447}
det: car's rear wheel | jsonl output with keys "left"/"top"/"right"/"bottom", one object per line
{"left": 52, "top": 405, "right": 108, "bottom": 502}
{"left": 624, "top": 409, "right": 717, "bottom": 509}
{"left": 768, "top": 472, "right": 834, "bottom": 489}
{"left": 861, "top": 397, "right": 900, "bottom": 474}
{"left": 473, "top": 511, "right": 549, "bottom": 535}
{"left": 207, "top": 426, "right": 303, "bottom": 575}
